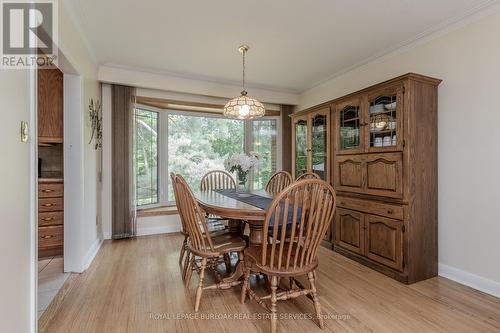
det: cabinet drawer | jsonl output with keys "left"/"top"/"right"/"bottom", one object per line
{"left": 38, "top": 211, "right": 63, "bottom": 227}
{"left": 39, "top": 225, "right": 63, "bottom": 248}
{"left": 337, "top": 196, "right": 403, "bottom": 220}
{"left": 39, "top": 197, "right": 63, "bottom": 212}
{"left": 38, "top": 182, "right": 63, "bottom": 198}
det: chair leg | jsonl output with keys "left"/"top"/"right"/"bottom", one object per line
{"left": 223, "top": 253, "right": 232, "bottom": 274}
{"left": 240, "top": 254, "right": 249, "bottom": 304}
{"left": 184, "top": 254, "right": 194, "bottom": 288}
{"left": 308, "top": 271, "right": 324, "bottom": 329}
{"left": 194, "top": 257, "right": 207, "bottom": 312}
{"left": 182, "top": 248, "right": 191, "bottom": 281}
{"left": 179, "top": 235, "right": 187, "bottom": 265}
{"left": 270, "top": 275, "right": 278, "bottom": 333}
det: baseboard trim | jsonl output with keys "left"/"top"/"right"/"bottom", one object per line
{"left": 439, "top": 263, "right": 500, "bottom": 298}
{"left": 137, "top": 225, "right": 181, "bottom": 236}
{"left": 103, "top": 231, "right": 111, "bottom": 240}
{"left": 83, "top": 238, "right": 103, "bottom": 271}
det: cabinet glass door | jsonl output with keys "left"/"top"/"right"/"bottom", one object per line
{"left": 311, "top": 112, "right": 328, "bottom": 181}
{"left": 294, "top": 118, "right": 308, "bottom": 178}
{"left": 338, "top": 100, "right": 362, "bottom": 153}
{"left": 366, "top": 85, "right": 403, "bottom": 151}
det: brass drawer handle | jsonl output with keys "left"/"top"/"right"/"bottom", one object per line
{"left": 42, "top": 203, "right": 54, "bottom": 207}
{"left": 387, "top": 209, "right": 394, "bottom": 214}
{"left": 41, "top": 235, "right": 53, "bottom": 239}
{"left": 41, "top": 189, "right": 53, "bottom": 193}
{"left": 42, "top": 217, "right": 54, "bottom": 221}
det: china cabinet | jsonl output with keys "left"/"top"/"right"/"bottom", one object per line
{"left": 292, "top": 73, "right": 441, "bottom": 284}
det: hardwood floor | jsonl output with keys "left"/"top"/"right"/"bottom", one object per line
{"left": 40, "top": 233, "right": 500, "bottom": 332}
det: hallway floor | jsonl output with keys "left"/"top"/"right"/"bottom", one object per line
{"left": 38, "top": 257, "right": 70, "bottom": 319}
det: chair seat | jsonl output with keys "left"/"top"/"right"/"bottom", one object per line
{"left": 190, "top": 233, "right": 247, "bottom": 257}
{"left": 244, "top": 244, "right": 318, "bottom": 276}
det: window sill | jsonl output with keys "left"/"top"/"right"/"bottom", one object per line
{"left": 137, "top": 205, "right": 178, "bottom": 218}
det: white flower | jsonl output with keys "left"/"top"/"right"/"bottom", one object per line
{"left": 224, "top": 152, "right": 261, "bottom": 174}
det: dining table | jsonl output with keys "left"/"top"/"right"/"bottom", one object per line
{"left": 194, "top": 188, "right": 275, "bottom": 288}
{"left": 195, "top": 188, "right": 275, "bottom": 246}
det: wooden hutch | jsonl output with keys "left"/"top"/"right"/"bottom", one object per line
{"left": 291, "top": 73, "right": 441, "bottom": 283}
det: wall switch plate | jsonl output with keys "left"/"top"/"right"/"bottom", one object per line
{"left": 20, "top": 121, "right": 29, "bottom": 142}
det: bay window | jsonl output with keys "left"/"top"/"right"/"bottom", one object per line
{"left": 134, "top": 107, "right": 280, "bottom": 208}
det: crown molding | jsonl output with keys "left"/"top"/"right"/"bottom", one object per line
{"left": 302, "top": 0, "right": 500, "bottom": 93}
{"left": 98, "top": 64, "right": 300, "bottom": 105}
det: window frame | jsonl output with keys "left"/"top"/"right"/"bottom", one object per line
{"left": 135, "top": 104, "right": 282, "bottom": 208}
{"left": 134, "top": 107, "right": 161, "bottom": 209}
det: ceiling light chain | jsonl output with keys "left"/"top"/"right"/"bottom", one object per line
{"left": 242, "top": 46, "right": 246, "bottom": 94}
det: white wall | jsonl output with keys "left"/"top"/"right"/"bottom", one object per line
{"left": 58, "top": 1, "right": 102, "bottom": 269}
{"left": 298, "top": 9, "right": 500, "bottom": 294}
{"left": 0, "top": 71, "right": 33, "bottom": 332}
{"left": 136, "top": 215, "right": 182, "bottom": 237}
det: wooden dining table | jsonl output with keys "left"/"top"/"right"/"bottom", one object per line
{"left": 195, "top": 189, "right": 274, "bottom": 246}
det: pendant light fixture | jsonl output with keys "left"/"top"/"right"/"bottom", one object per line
{"left": 223, "top": 45, "right": 265, "bottom": 119}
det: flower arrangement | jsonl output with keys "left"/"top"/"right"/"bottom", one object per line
{"left": 224, "top": 152, "right": 261, "bottom": 193}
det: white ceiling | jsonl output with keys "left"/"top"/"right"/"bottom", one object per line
{"left": 69, "top": 0, "right": 495, "bottom": 93}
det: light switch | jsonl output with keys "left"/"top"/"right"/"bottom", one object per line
{"left": 21, "top": 121, "right": 29, "bottom": 142}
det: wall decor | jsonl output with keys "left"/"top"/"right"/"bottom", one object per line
{"left": 89, "top": 98, "right": 102, "bottom": 149}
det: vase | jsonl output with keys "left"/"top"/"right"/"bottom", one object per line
{"left": 236, "top": 170, "right": 250, "bottom": 196}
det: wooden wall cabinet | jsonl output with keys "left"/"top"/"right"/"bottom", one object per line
{"left": 38, "top": 68, "right": 63, "bottom": 143}
{"left": 296, "top": 73, "right": 441, "bottom": 284}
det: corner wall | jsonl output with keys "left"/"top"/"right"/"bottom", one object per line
{"left": 58, "top": 1, "right": 102, "bottom": 270}
{"left": 297, "top": 8, "right": 500, "bottom": 295}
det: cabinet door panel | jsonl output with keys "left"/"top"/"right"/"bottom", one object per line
{"left": 365, "top": 215, "right": 403, "bottom": 271}
{"left": 365, "top": 84, "right": 403, "bottom": 153}
{"left": 38, "top": 68, "right": 63, "bottom": 142}
{"left": 336, "top": 98, "right": 364, "bottom": 154}
{"left": 335, "top": 208, "right": 364, "bottom": 254}
{"left": 335, "top": 156, "right": 363, "bottom": 193}
{"left": 310, "top": 108, "right": 330, "bottom": 182}
{"left": 292, "top": 116, "right": 309, "bottom": 178}
{"left": 364, "top": 153, "right": 403, "bottom": 198}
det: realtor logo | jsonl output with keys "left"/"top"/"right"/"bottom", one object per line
{"left": 1, "top": 0, "right": 58, "bottom": 69}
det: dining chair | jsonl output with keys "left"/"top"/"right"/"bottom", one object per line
{"left": 200, "top": 170, "right": 237, "bottom": 191}
{"left": 241, "top": 179, "right": 337, "bottom": 333}
{"left": 173, "top": 175, "right": 247, "bottom": 312}
{"left": 171, "top": 173, "right": 229, "bottom": 281}
{"left": 296, "top": 172, "right": 320, "bottom": 181}
{"left": 200, "top": 170, "right": 240, "bottom": 272}
{"left": 265, "top": 171, "right": 293, "bottom": 195}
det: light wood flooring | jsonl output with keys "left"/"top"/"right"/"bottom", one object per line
{"left": 40, "top": 233, "right": 500, "bottom": 332}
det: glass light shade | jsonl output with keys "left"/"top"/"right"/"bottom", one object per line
{"left": 223, "top": 94, "right": 265, "bottom": 120}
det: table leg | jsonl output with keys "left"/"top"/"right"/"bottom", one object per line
{"left": 248, "top": 221, "right": 264, "bottom": 246}
{"left": 214, "top": 220, "right": 263, "bottom": 289}
{"left": 228, "top": 219, "right": 244, "bottom": 234}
